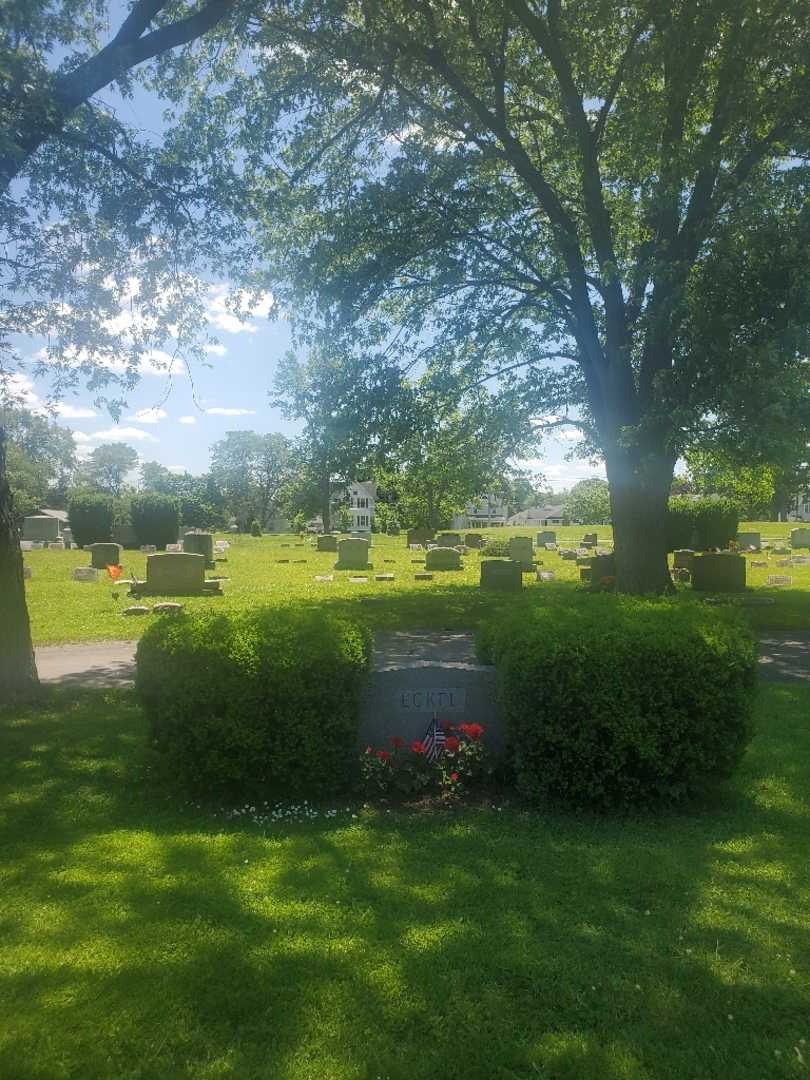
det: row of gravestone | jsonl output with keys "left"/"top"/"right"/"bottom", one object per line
{"left": 82, "top": 531, "right": 222, "bottom": 596}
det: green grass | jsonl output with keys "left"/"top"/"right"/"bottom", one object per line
{"left": 1, "top": 684, "right": 809, "bottom": 1078}
{"left": 24, "top": 524, "right": 810, "bottom": 645}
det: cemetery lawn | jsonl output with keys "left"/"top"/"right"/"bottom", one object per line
{"left": 1, "top": 685, "right": 809, "bottom": 1080}
{"left": 23, "top": 522, "right": 810, "bottom": 645}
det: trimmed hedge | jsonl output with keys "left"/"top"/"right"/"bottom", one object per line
{"left": 135, "top": 608, "right": 372, "bottom": 798}
{"left": 68, "top": 491, "right": 113, "bottom": 546}
{"left": 481, "top": 537, "right": 511, "bottom": 557}
{"left": 480, "top": 595, "right": 756, "bottom": 810}
{"left": 666, "top": 497, "right": 739, "bottom": 552}
{"left": 130, "top": 492, "right": 180, "bottom": 548}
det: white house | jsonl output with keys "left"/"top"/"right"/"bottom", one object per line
{"left": 306, "top": 480, "right": 377, "bottom": 534}
{"left": 451, "top": 494, "right": 509, "bottom": 529}
{"left": 788, "top": 493, "right": 810, "bottom": 522}
{"left": 506, "top": 504, "right": 569, "bottom": 526}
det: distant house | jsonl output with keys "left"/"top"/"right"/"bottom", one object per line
{"left": 789, "top": 494, "right": 810, "bottom": 522}
{"left": 506, "top": 504, "right": 569, "bottom": 527}
{"left": 451, "top": 495, "right": 509, "bottom": 529}
{"left": 306, "top": 480, "right": 377, "bottom": 534}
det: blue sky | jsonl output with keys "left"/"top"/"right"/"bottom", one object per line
{"left": 13, "top": 6, "right": 605, "bottom": 492}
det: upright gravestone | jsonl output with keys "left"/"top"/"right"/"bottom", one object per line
{"left": 537, "top": 530, "right": 556, "bottom": 547}
{"left": 508, "top": 536, "right": 534, "bottom": 572}
{"left": 183, "top": 530, "right": 215, "bottom": 569}
{"left": 464, "top": 533, "right": 483, "bottom": 549}
{"left": 436, "top": 532, "right": 462, "bottom": 548}
{"left": 480, "top": 558, "right": 522, "bottom": 592}
{"left": 736, "top": 531, "right": 761, "bottom": 551}
{"left": 691, "top": 553, "right": 746, "bottom": 592}
{"left": 87, "top": 542, "right": 122, "bottom": 570}
{"left": 335, "top": 537, "right": 371, "bottom": 570}
{"left": 589, "top": 553, "right": 616, "bottom": 583}
{"left": 406, "top": 527, "right": 435, "bottom": 547}
{"left": 425, "top": 546, "right": 462, "bottom": 571}
{"left": 673, "top": 549, "right": 695, "bottom": 571}
{"left": 23, "top": 565, "right": 32, "bottom": 580}
{"left": 142, "top": 552, "right": 207, "bottom": 595}
{"left": 317, "top": 534, "right": 338, "bottom": 552}
{"left": 62, "top": 527, "right": 73, "bottom": 545}
{"left": 790, "top": 527, "right": 810, "bottom": 550}
{"left": 581, "top": 532, "right": 598, "bottom": 547}
{"left": 22, "top": 515, "right": 60, "bottom": 542}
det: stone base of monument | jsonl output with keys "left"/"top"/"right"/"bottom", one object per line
{"left": 359, "top": 631, "right": 505, "bottom": 753}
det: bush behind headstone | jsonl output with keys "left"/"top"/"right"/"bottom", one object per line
{"left": 481, "top": 595, "right": 756, "bottom": 810}
{"left": 68, "top": 491, "right": 114, "bottom": 547}
{"left": 130, "top": 492, "right": 181, "bottom": 548}
{"left": 136, "top": 608, "right": 372, "bottom": 798}
{"left": 666, "top": 497, "right": 739, "bottom": 552}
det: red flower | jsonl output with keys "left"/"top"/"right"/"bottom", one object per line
{"left": 450, "top": 772, "right": 459, "bottom": 783}
{"left": 376, "top": 749, "right": 390, "bottom": 762}
{"left": 411, "top": 740, "right": 427, "bottom": 755}
{"left": 365, "top": 745, "right": 373, "bottom": 755}
{"left": 439, "top": 720, "right": 454, "bottom": 733}
{"left": 459, "top": 723, "right": 484, "bottom": 741}
{"left": 390, "top": 736, "right": 404, "bottom": 749}
{"left": 445, "top": 736, "right": 460, "bottom": 753}
{"left": 106, "top": 564, "right": 123, "bottom": 581}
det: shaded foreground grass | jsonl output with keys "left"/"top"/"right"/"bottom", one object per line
{"left": 23, "top": 524, "right": 810, "bottom": 645}
{"left": 1, "top": 686, "right": 809, "bottom": 1079}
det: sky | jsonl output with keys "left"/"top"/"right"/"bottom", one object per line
{"left": 12, "top": 6, "right": 606, "bottom": 493}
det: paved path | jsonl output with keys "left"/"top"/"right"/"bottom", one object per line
{"left": 34, "top": 634, "right": 810, "bottom": 688}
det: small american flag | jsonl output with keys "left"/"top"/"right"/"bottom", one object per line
{"left": 422, "top": 715, "right": 446, "bottom": 763}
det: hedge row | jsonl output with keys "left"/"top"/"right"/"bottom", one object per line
{"left": 479, "top": 595, "right": 756, "bottom": 809}
{"left": 136, "top": 608, "right": 372, "bottom": 797}
{"left": 666, "top": 496, "right": 739, "bottom": 551}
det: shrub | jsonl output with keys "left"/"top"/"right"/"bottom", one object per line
{"left": 666, "top": 497, "right": 739, "bottom": 551}
{"left": 68, "top": 491, "right": 114, "bottom": 546}
{"left": 135, "top": 608, "right": 372, "bottom": 798}
{"left": 482, "top": 595, "right": 756, "bottom": 810}
{"left": 250, "top": 519, "right": 262, "bottom": 536}
{"left": 130, "top": 492, "right": 180, "bottom": 548}
{"left": 481, "top": 537, "right": 511, "bottom": 557}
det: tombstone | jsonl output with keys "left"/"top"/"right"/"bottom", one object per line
{"left": 414, "top": 572, "right": 434, "bottom": 580}
{"left": 508, "top": 536, "right": 534, "bottom": 572}
{"left": 576, "top": 556, "right": 592, "bottom": 567}
{"left": 673, "top": 549, "right": 695, "bottom": 571}
{"left": 349, "top": 576, "right": 369, "bottom": 584}
{"left": 122, "top": 606, "right": 151, "bottom": 616}
{"left": 140, "top": 544, "right": 157, "bottom": 555}
{"left": 87, "top": 542, "right": 122, "bottom": 570}
{"left": 425, "top": 546, "right": 462, "bottom": 571}
{"left": 317, "top": 534, "right": 339, "bottom": 552}
{"left": 464, "top": 533, "right": 483, "bottom": 549}
{"left": 691, "top": 553, "right": 746, "bottom": 592}
{"left": 153, "top": 602, "right": 184, "bottom": 615}
{"left": 582, "top": 532, "right": 598, "bottom": 546}
{"left": 560, "top": 549, "right": 578, "bottom": 561}
{"left": 406, "top": 527, "right": 435, "bottom": 547}
{"left": 437, "top": 532, "right": 462, "bottom": 547}
{"left": 375, "top": 574, "right": 395, "bottom": 581}
{"left": 23, "top": 565, "right": 32, "bottom": 580}
{"left": 30, "top": 541, "right": 43, "bottom": 550}
{"left": 137, "top": 552, "right": 208, "bottom": 595}
{"left": 544, "top": 542, "right": 558, "bottom": 551}
{"left": 776, "top": 559, "right": 792, "bottom": 568}
{"left": 22, "top": 515, "right": 60, "bottom": 542}
{"left": 112, "top": 523, "right": 138, "bottom": 549}
{"left": 792, "top": 555, "right": 810, "bottom": 565}
{"left": 19, "top": 540, "right": 33, "bottom": 551}
{"left": 72, "top": 567, "right": 98, "bottom": 583}
{"left": 674, "top": 567, "right": 691, "bottom": 583}
{"left": 165, "top": 543, "right": 182, "bottom": 553}
{"left": 750, "top": 560, "right": 768, "bottom": 568}
{"left": 579, "top": 567, "right": 592, "bottom": 583}
{"left": 228, "top": 524, "right": 239, "bottom": 534}
{"left": 48, "top": 541, "right": 65, "bottom": 550}
{"left": 589, "top": 553, "right": 616, "bottom": 583}
{"left": 183, "top": 530, "right": 215, "bottom": 569}
{"left": 537, "top": 530, "right": 556, "bottom": 547}
{"left": 537, "top": 569, "right": 556, "bottom": 582}
{"left": 767, "top": 574, "right": 792, "bottom": 587}
{"left": 335, "top": 537, "right": 371, "bottom": 570}
{"left": 314, "top": 574, "right": 334, "bottom": 583}
{"left": 62, "top": 527, "right": 73, "bottom": 545}
{"left": 480, "top": 558, "right": 522, "bottom": 592}
{"left": 790, "top": 528, "right": 810, "bottom": 550}
{"left": 736, "top": 531, "right": 761, "bottom": 551}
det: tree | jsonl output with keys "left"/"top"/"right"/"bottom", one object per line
{"left": 0, "top": 0, "right": 246, "bottom": 699}
{"left": 210, "top": 431, "right": 293, "bottom": 530}
{"left": 139, "top": 461, "right": 225, "bottom": 529}
{"left": 81, "top": 442, "right": 138, "bottom": 496}
{"left": 2, "top": 405, "right": 77, "bottom": 524}
{"left": 564, "top": 479, "right": 611, "bottom": 526}
{"left": 228, "top": 0, "right": 810, "bottom": 593}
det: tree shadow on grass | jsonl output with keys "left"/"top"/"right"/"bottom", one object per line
{"left": 0, "top": 687, "right": 808, "bottom": 1079}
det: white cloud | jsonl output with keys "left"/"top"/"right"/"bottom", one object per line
{"left": 71, "top": 430, "right": 92, "bottom": 444}
{"left": 166, "top": 465, "right": 187, "bottom": 475}
{"left": 179, "top": 415, "right": 197, "bottom": 425}
{"left": 54, "top": 402, "right": 97, "bottom": 419}
{"left": 205, "top": 407, "right": 256, "bottom": 416}
{"left": 1, "top": 373, "right": 41, "bottom": 410}
{"left": 205, "top": 285, "right": 274, "bottom": 335}
{"left": 126, "top": 407, "right": 167, "bottom": 424}
{"left": 205, "top": 343, "right": 227, "bottom": 357}
{"left": 90, "top": 426, "right": 158, "bottom": 443}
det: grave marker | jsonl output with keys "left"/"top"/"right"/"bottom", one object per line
{"left": 425, "top": 546, "right": 462, "bottom": 571}
{"left": 72, "top": 567, "right": 98, "bottom": 582}
{"left": 508, "top": 536, "right": 534, "bottom": 571}
{"left": 87, "top": 542, "right": 122, "bottom": 570}
{"left": 335, "top": 537, "right": 371, "bottom": 570}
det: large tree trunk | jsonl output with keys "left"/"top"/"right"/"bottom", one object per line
{"left": 606, "top": 448, "right": 675, "bottom": 594}
{"left": 320, "top": 475, "right": 331, "bottom": 534}
{"left": 0, "top": 425, "right": 39, "bottom": 701}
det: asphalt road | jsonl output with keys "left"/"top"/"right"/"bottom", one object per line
{"left": 33, "top": 635, "right": 810, "bottom": 688}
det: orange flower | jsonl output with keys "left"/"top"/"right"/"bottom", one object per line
{"left": 106, "top": 564, "right": 123, "bottom": 581}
